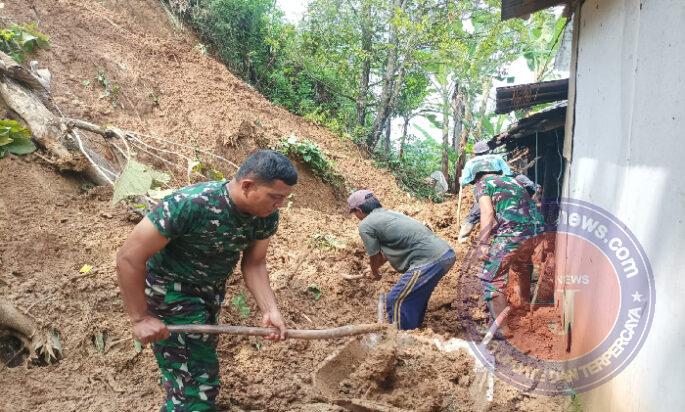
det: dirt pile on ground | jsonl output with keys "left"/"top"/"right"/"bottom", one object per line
{"left": 0, "top": 1, "right": 569, "bottom": 411}
{"left": 338, "top": 340, "right": 476, "bottom": 411}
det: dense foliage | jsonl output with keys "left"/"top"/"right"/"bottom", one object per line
{"left": 165, "top": 0, "right": 563, "bottom": 198}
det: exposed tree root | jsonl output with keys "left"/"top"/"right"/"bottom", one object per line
{"left": 0, "top": 299, "right": 61, "bottom": 365}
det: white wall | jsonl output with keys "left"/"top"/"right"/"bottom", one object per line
{"left": 566, "top": 0, "right": 685, "bottom": 410}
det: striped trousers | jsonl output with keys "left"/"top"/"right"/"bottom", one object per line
{"left": 386, "top": 249, "right": 456, "bottom": 330}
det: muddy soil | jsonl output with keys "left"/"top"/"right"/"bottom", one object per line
{"left": 1, "top": 1, "right": 570, "bottom": 411}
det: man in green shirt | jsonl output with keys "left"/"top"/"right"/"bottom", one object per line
{"left": 349, "top": 190, "right": 456, "bottom": 330}
{"left": 116, "top": 150, "right": 297, "bottom": 411}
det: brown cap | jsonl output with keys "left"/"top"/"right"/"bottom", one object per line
{"left": 347, "top": 189, "right": 375, "bottom": 211}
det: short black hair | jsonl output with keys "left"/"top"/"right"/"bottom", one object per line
{"left": 236, "top": 150, "right": 298, "bottom": 186}
{"left": 358, "top": 195, "right": 382, "bottom": 214}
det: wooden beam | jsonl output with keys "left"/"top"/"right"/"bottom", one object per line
{"left": 496, "top": 79, "right": 569, "bottom": 113}
{"left": 501, "top": 0, "right": 568, "bottom": 21}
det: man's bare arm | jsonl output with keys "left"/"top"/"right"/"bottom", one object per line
{"left": 242, "top": 238, "right": 286, "bottom": 341}
{"left": 116, "top": 217, "right": 170, "bottom": 344}
{"left": 478, "top": 195, "right": 497, "bottom": 260}
{"left": 368, "top": 252, "right": 387, "bottom": 280}
{"left": 478, "top": 195, "right": 496, "bottom": 244}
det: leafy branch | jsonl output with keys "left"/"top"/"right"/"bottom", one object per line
{"left": 277, "top": 134, "right": 345, "bottom": 188}
{"left": 0, "top": 23, "right": 50, "bottom": 63}
{"left": 0, "top": 119, "right": 36, "bottom": 158}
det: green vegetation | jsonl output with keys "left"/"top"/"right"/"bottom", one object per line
{"left": 164, "top": 0, "right": 563, "bottom": 197}
{"left": 0, "top": 23, "right": 50, "bottom": 62}
{"left": 95, "top": 69, "right": 122, "bottom": 107}
{"left": 231, "top": 292, "right": 251, "bottom": 318}
{"left": 111, "top": 159, "right": 170, "bottom": 205}
{"left": 310, "top": 232, "right": 346, "bottom": 250}
{"left": 0, "top": 119, "right": 36, "bottom": 158}
{"left": 307, "top": 283, "right": 322, "bottom": 301}
{"left": 277, "top": 135, "right": 345, "bottom": 188}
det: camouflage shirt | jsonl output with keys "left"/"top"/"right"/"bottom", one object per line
{"left": 146, "top": 181, "right": 279, "bottom": 286}
{"left": 475, "top": 175, "right": 544, "bottom": 237}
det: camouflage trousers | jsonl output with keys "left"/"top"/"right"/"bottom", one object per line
{"left": 145, "top": 274, "right": 226, "bottom": 412}
{"left": 479, "top": 235, "right": 536, "bottom": 302}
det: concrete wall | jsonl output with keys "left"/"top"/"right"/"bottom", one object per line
{"left": 566, "top": 0, "right": 685, "bottom": 410}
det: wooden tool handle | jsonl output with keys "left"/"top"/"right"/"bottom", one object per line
{"left": 167, "top": 323, "right": 387, "bottom": 340}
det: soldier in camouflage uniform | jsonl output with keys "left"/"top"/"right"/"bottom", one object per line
{"left": 458, "top": 141, "right": 513, "bottom": 243}
{"left": 462, "top": 155, "right": 544, "bottom": 335}
{"left": 116, "top": 150, "right": 297, "bottom": 411}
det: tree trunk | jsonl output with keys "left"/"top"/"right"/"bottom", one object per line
{"left": 454, "top": 93, "right": 472, "bottom": 187}
{"left": 399, "top": 115, "right": 410, "bottom": 159}
{"left": 440, "top": 88, "right": 450, "bottom": 184}
{"left": 384, "top": 119, "right": 392, "bottom": 156}
{"left": 473, "top": 78, "right": 492, "bottom": 140}
{"left": 366, "top": 0, "right": 407, "bottom": 150}
{"left": 450, "top": 87, "right": 464, "bottom": 192}
{"left": 0, "top": 50, "right": 115, "bottom": 185}
{"left": 451, "top": 86, "right": 464, "bottom": 151}
{"left": 355, "top": 1, "right": 372, "bottom": 127}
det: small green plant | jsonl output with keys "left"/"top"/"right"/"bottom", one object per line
{"left": 0, "top": 23, "right": 50, "bottom": 62}
{"left": 231, "top": 293, "right": 251, "bottom": 318}
{"left": 0, "top": 119, "right": 36, "bottom": 158}
{"left": 95, "top": 69, "right": 121, "bottom": 107}
{"left": 307, "top": 284, "right": 322, "bottom": 301}
{"left": 565, "top": 387, "right": 583, "bottom": 412}
{"left": 277, "top": 134, "right": 345, "bottom": 188}
{"left": 310, "top": 232, "right": 346, "bottom": 250}
{"left": 93, "top": 331, "right": 106, "bottom": 353}
{"left": 189, "top": 159, "right": 224, "bottom": 181}
{"left": 148, "top": 92, "right": 161, "bottom": 107}
{"left": 194, "top": 43, "right": 208, "bottom": 55}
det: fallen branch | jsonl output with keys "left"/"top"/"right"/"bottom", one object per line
{"left": 0, "top": 77, "right": 84, "bottom": 171}
{"left": 341, "top": 273, "right": 363, "bottom": 280}
{"left": 0, "top": 50, "right": 234, "bottom": 190}
{"left": 0, "top": 51, "right": 49, "bottom": 93}
{"left": 167, "top": 323, "right": 388, "bottom": 340}
{"left": 60, "top": 117, "right": 126, "bottom": 140}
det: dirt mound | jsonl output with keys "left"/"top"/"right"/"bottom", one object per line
{"left": 336, "top": 339, "right": 476, "bottom": 411}
{"left": 0, "top": 1, "right": 568, "bottom": 411}
{"left": 2, "top": 0, "right": 407, "bottom": 211}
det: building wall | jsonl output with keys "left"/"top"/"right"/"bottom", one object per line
{"left": 566, "top": 0, "right": 685, "bottom": 410}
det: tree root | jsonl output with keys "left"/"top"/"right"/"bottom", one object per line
{"left": 0, "top": 300, "right": 61, "bottom": 364}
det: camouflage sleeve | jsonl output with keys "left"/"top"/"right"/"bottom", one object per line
{"left": 474, "top": 180, "right": 488, "bottom": 201}
{"left": 254, "top": 211, "right": 279, "bottom": 240}
{"left": 358, "top": 221, "right": 381, "bottom": 257}
{"left": 147, "top": 194, "right": 200, "bottom": 239}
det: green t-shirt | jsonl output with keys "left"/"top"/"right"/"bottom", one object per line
{"left": 358, "top": 208, "right": 451, "bottom": 273}
{"left": 146, "top": 181, "right": 279, "bottom": 286}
